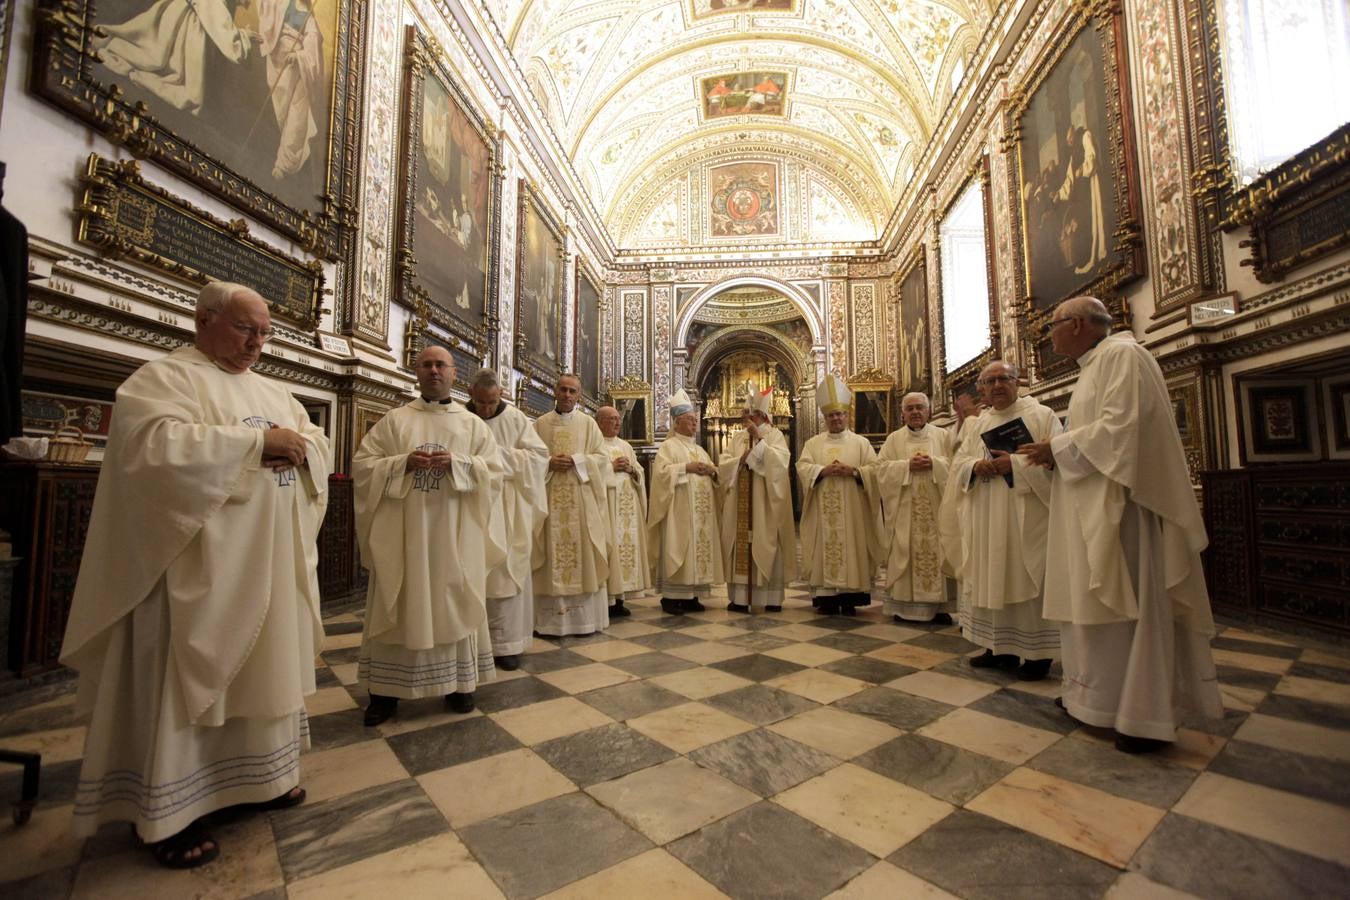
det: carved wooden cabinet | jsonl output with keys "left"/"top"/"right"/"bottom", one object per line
{"left": 0, "top": 462, "right": 101, "bottom": 676}
{"left": 317, "top": 475, "right": 364, "bottom": 604}
{"left": 1203, "top": 463, "right": 1350, "bottom": 637}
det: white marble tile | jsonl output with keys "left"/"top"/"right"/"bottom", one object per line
{"left": 1174, "top": 772, "right": 1350, "bottom": 865}
{"left": 286, "top": 832, "right": 504, "bottom": 899}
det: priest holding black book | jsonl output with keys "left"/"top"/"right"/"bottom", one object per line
{"left": 940, "top": 360, "right": 1062, "bottom": 680}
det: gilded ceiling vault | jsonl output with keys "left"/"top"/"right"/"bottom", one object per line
{"left": 481, "top": 0, "right": 993, "bottom": 250}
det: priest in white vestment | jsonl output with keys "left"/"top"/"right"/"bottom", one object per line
{"left": 597, "top": 405, "right": 651, "bottom": 617}
{"left": 648, "top": 390, "right": 724, "bottom": 615}
{"left": 942, "top": 361, "right": 1061, "bottom": 680}
{"left": 60, "top": 283, "right": 330, "bottom": 868}
{"left": 354, "top": 348, "right": 505, "bottom": 726}
{"left": 797, "top": 375, "right": 882, "bottom": 615}
{"left": 1020, "top": 297, "right": 1221, "bottom": 752}
{"left": 718, "top": 385, "right": 796, "bottom": 614}
{"left": 533, "top": 374, "right": 611, "bottom": 635}
{"left": 466, "top": 368, "right": 548, "bottom": 669}
{"left": 868, "top": 392, "right": 956, "bottom": 624}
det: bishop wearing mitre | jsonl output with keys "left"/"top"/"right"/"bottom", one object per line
{"left": 533, "top": 373, "right": 612, "bottom": 636}
{"left": 648, "top": 389, "right": 724, "bottom": 615}
{"left": 718, "top": 384, "right": 796, "bottom": 613}
{"left": 597, "top": 405, "right": 651, "bottom": 617}
{"left": 797, "top": 374, "right": 883, "bottom": 615}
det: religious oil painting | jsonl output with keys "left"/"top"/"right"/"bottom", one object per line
{"left": 1239, "top": 378, "right": 1322, "bottom": 463}
{"left": 1325, "top": 376, "right": 1350, "bottom": 459}
{"left": 689, "top": 0, "right": 796, "bottom": 20}
{"left": 33, "top": 0, "right": 362, "bottom": 257}
{"left": 396, "top": 27, "right": 498, "bottom": 345}
{"left": 1013, "top": 13, "right": 1143, "bottom": 311}
{"left": 515, "top": 181, "right": 564, "bottom": 382}
{"left": 575, "top": 264, "right": 602, "bottom": 403}
{"left": 709, "top": 161, "right": 779, "bottom": 238}
{"left": 897, "top": 251, "right": 930, "bottom": 396}
{"left": 700, "top": 71, "right": 787, "bottom": 120}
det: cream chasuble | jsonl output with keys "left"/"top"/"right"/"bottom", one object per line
{"left": 941, "top": 396, "right": 1061, "bottom": 658}
{"left": 61, "top": 346, "right": 331, "bottom": 842}
{"left": 1044, "top": 334, "right": 1221, "bottom": 738}
{"left": 473, "top": 400, "right": 548, "bottom": 656}
{"left": 353, "top": 399, "right": 505, "bottom": 697}
{"left": 533, "top": 410, "right": 611, "bottom": 635}
{"left": 648, "top": 432, "right": 723, "bottom": 596}
{"left": 797, "top": 430, "right": 881, "bottom": 594}
{"left": 717, "top": 427, "right": 797, "bottom": 607}
{"left": 867, "top": 424, "right": 955, "bottom": 617}
{"left": 601, "top": 435, "right": 652, "bottom": 598}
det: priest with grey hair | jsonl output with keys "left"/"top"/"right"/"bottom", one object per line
{"left": 868, "top": 391, "right": 957, "bottom": 623}
{"left": 597, "top": 404, "right": 651, "bottom": 617}
{"left": 1020, "top": 296, "right": 1221, "bottom": 752}
{"left": 467, "top": 367, "right": 548, "bottom": 668}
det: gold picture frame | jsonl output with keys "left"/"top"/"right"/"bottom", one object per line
{"left": 607, "top": 375, "right": 653, "bottom": 446}
{"left": 514, "top": 180, "right": 566, "bottom": 385}
{"left": 847, "top": 368, "right": 894, "bottom": 444}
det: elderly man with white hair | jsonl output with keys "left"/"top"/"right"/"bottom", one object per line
{"left": 466, "top": 368, "right": 548, "bottom": 669}
{"left": 718, "top": 384, "right": 796, "bottom": 613}
{"left": 943, "top": 360, "right": 1061, "bottom": 680}
{"left": 60, "top": 282, "right": 331, "bottom": 868}
{"left": 648, "top": 390, "right": 723, "bottom": 614}
{"left": 1020, "top": 296, "right": 1221, "bottom": 752}
{"left": 597, "top": 404, "right": 651, "bottom": 617}
{"left": 868, "top": 391, "right": 956, "bottom": 624}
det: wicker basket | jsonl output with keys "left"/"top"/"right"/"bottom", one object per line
{"left": 46, "top": 425, "right": 92, "bottom": 463}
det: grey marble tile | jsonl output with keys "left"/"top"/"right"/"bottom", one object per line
{"left": 930, "top": 657, "right": 1020, "bottom": 687}
{"left": 703, "top": 684, "right": 818, "bottom": 726}
{"left": 810, "top": 632, "right": 891, "bottom": 654}
{"left": 313, "top": 666, "right": 342, "bottom": 689}
{"left": 1133, "top": 812, "right": 1350, "bottom": 899}
{"left": 629, "top": 630, "right": 703, "bottom": 650}
{"left": 669, "top": 801, "right": 872, "bottom": 899}
{"left": 728, "top": 614, "right": 794, "bottom": 632}
{"left": 890, "top": 809, "right": 1118, "bottom": 900}
{"left": 241, "top": 889, "right": 289, "bottom": 900}
{"left": 1216, "top": 664, "right": 1283, "bottom": 692}
{"left": 1211, "top": 636, "right": 1301, "bottom": 660}
{"left": 906, "top": 632, "right": 981, "bottom": 654}
{"left": 271, "top": 778, "right": 449, "bottom": 882}
{"left": 1028, "top": 736, "right": 1197, "bottom": 808}
{"left": 609, "top": 651, "right": 699, "bottom": 678}
{"left": 1182, "top": 705, "right": 1249, "bottom": 738}
{"left": 0, "top": 864, "right": 76, "bottom": 900}
{"left": 577, "top": 680, "right": 687, "bottom": 721}
{"left": 474, "top": 675, "right": 569, "bottom": 712}
{"left": 321, "top": 646, "right": 362, "bottom": 665}
{"left": 533, "top": 722, "right": 676, "bottom": 788}
{"left": 1208, "top": 739, "right": 1350, "bottom": 807}
{"left": 459, "top": 792, "right": 651, "bottom": 898}
{"left": 554, "top": 631, "right": 614, "bottom": 649}
{"left": 385, "top": 714, "right": 521, "bottom": 776}
{"left": 804, "top": 615, "right": 870, "bottom": 631}
{"left": 709, "top": 653, "right": 806, "bottom": 683}
{"left": 649, "top": 614, "right": 704, "bottom": 629}
{"left": 820, "top": 655, "right": 917, "bottom": 684}
{"left": 968, "top": 689, "right": 1080, "bottom": 735}
{"left": 690, "top": 729, "right": 839, "bottom": 797}
{"left": 854, "top": 733, "right": 1013, "bottom": 806}
{"left": 0, "top": 757, "right": 81, "bottom": 807}
{"left": 305, "top": 709, "right": 371, "bottom": 752}
{"left": 1289, "top": 660, "right": 1350, "bottom": 685}
{"left": 0, "top": 701, "right": 80, "bottom": 739}
{"left": 1257, "top": 693, "right": 1350, "bottom": 730}
{"left": 720, "top": 632, "right": 796, "bottom": 652}
{"left": 517, "top": 647, "right": 594, "bottom": 675}
{"left": 323, "top": 621, "right": 365, "bottom": 636}
{"left": 834, "top": 686, "right": 953, "bottom": 730}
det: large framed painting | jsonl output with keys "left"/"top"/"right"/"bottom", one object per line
{"left": 936, "top": 160, "right": 999, "bottom": 389}
{"left": 895, "top": 248, "right": 929, "bottom": 396}
{"left": 395, "top": 26, "right": 499, "bottom": 355}
{"left": 574, "top": 259, "right": 602, "bottom": 405}
{"left": 709, "top": 161, "right": 779, "bottom": 238}
{"left": 32, "top": 0, "right": 364, "bottom": 260}
{"left": 699, "top": 71, "right": 788, "bottom": 120}
{"left": 1010, "top": 6, "right": 1143, "bottom": 330}
{"left": 514, "top": 180, "right": 565, "bottom": 384}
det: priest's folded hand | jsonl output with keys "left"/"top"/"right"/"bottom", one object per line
{"left": 405, "top": 449, "right": 436, "bottom": 473}
{"left": 263, "top": 426, "right": 308, "bottom": 466}
{"left": 1016, "top": 441, "right": 1055, "bottom": 469}
{"left": 549, "top": 454, "right": 575, "bottom": 472}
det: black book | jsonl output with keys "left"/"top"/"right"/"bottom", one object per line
{"left": 979, "top": 417, "right": 1034, "bottom": 488}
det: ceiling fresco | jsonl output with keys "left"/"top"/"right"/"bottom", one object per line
{"left": 482, "top": 0, "right": 993, "bottom": 250}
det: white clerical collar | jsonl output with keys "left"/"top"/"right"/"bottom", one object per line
{"left": 557, "top": 409, "right": 574, "bottom": 422}
{"left": 826, "top": 431, "right": 845, "bottom": 440}
{"left": 908, "top": 426, "right": 925, "bottom": 434}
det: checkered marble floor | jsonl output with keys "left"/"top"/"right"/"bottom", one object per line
{"left": 3, "top": 585, "right": 1350, "bottom": 899}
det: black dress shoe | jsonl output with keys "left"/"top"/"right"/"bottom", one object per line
{"left": 764, "top": 605, "right": 782, "bottom": 613}
{"left": 683, "top": 598, "right": 706, "bottom": 612}
{"left": 969, "top": 649, "right": 1020, "bottom": 669}
{"left": 660, "top": 598, "right": 684, "bottom": 615}
{"left": 727, "top": 602, "right": 750, "bottom": 613}
{"left": 446, "top": 692, "right": 475, "bottom": 714}
{"left": 1115, "top": 734, "right": 1169, "bottom": 754}
{"left": 364, "top": 694, "right": 398, "bottom": 726}
{"left": 495, "top": 654, "right": 521, "bottom": 671}
{"left": 608, "top": 601, "right": 632, "bottom": 618}
{"left": 816, "top": 599, "right": 839, "bottom": 615}
{"left": 932, "top": 612, "right": 953, "bottom": 625}
{"left": 839, "top": 604, "right": 858, "bottom": 616}
{"left": 1017, "top": 658, "right": 1053, "bottom": 681}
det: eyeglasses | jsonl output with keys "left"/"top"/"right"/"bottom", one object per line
{"left": 978, "top": 375, "right": 1017, "bottom": 386}
{"left": 1042, "top": 316, "right": 1079, "bottom": 334}
{"left": 230, "top": 322, "right": 274, "bottom": 341}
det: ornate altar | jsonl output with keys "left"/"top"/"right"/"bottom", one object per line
{"left": 700, "top": 352, "right": 793, "bottom": 461}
